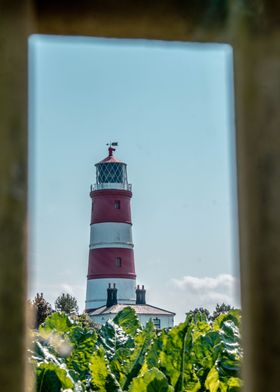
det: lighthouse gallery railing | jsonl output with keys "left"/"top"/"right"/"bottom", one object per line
{"left": 91, "top": 183, "right": 132, "bottom": 191}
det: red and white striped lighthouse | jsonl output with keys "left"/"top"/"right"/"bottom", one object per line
{"left": 85, "top": 144, "right": 136, "bottom": 311}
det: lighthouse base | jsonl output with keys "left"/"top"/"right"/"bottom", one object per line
{"left": 85, "top": 277, "right": 136, "bottom": 311}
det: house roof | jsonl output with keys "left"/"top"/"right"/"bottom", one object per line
{"left": 89, "top": 303, "right": 175, "bottom": 317}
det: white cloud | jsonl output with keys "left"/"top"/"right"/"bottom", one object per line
{"left": 171, "top": 274, "right": 240, "bottom": 321}
{"left": 60, "top": 283, "right": 74, "bottom": 295}
{"left": 172, "top": 274, "right": 237, "bottom": 293}
{"left": 146, "top": 274, "right": 240, "bottom": 324}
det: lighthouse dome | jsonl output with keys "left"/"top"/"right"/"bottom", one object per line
{"left": 93, "top": 146, "right": 131, "bottom": 191}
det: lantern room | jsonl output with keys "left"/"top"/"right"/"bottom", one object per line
{"left": 93, "top": 146, "right": 131, "bottom": 191}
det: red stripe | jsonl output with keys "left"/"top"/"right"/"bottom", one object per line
{"left": 91, "top": 189, "right": 132, "bottom": 224}
{"left": 91, "top": 189, "right": 132, "bottom": 197}
{"left": 88, "top": 248, "right": 136, "bottom": 279}
{"left": 87, "top": 274, "right": 136, "bottom": 279}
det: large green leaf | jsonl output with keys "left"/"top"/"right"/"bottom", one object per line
{"left": 192, "top": 330, "right": 221, "bottom": 374}
{"left": 97, "top": 319, "right": 134, "bottom": 360}
{"left": 227, "top": 376, "right": 243, "bottom": 391}
{"left": 144, "top": 316, "right": 201, "bottom": 392}
{"left": 89, "top": 346, "right": 122, "bottom": 391}
{"left": 67, "top": 324, "right": 97, "bottom": 348}
{"left": 66, "top": 325, "right": 97, "bottom": 380}
{"left": 36, "top": 362, "right": 74, "bottom": 392}
{"left": 158, "top": 321, "right": 188, "bottom": 387}
{"left": 31, "top": 339, "right": 63, "bottom": 365}
{"left": 205, "top": 367, "right": 226, "bottom": 392}
{"left": 113, "top": 306, "right": 141, "bottom": 336}
{"left": 158, "top": 319, "right": 195, "bottom": 390}
{"left": 143, "top": 328, "right": 165, "bottom": 370}
{"left": 119, "top": 320, "right": 156, "bottom": 390}
{"left": 128, "top": 368, "right": 174, "bottom": 392}
{"left": 192, "top": 312, "right": 242, "bottom": 388}
{"left": 216, "top": 319, "right": 242, "bottom": 381}
{"left": 39, "top": 312, "right": 73, "bottom": 335}
{"left": 33, "top": 313, "right": 77, "bottom": 367}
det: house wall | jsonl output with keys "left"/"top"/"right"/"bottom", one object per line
{"left": 138, "top": 314, "right": 174, "bottom": 329}
{"left": 90, "top": 312, "right": 174, "bottom": 328}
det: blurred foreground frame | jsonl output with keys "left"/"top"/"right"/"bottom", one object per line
{"left": 1, "top": 0, "right": 280, "bottom": 391}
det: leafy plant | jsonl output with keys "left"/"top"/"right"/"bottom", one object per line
{"left": 28, "top": 306, "right": 243, "bottom": 392}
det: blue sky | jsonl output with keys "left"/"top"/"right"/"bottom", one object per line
{"left": 29, "top": 35, "right": 240, "bottom": 323}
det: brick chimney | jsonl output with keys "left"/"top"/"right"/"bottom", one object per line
{"left": 106, "top": 283, "right": 118, "bottom": 307}
{"left": 136, "top": 284, "right": 146, "bottom": 305}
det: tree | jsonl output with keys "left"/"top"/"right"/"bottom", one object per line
{"left": 55, "top": 293, "right": 78, "bottom": 315}
{"left": 211, "top": 303, "right": 235, "bottom": 321}
{"left": 186, "top": 307, "right": 210, "bottom": 322}
{"left": 32, "top": 293, "right": 52, "bottom": 328}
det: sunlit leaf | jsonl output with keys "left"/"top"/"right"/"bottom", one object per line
{"left": 97, "top": 319, "right": 134, "bottom": 359}
{"left": 66, "top": 325, "right": 97, "bottom": 380}
{"left": 89, "top": 346, "right": 122, "bottom": 391}
{"left": 113, "top": 306, "right": 141, "bottom": 336}
{"left": 128, "top": 367, "right": 173, "bottom": 392}
{"left": 36, "top": 362, "right": 74, "bottom": 392}
{"left": 39, "top": 312, "right": 72, "bottom": 335}
{"left": 120, "top": 320, "right": 155, "bottom": 390}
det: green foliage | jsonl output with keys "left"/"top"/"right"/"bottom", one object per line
{"left": 118, "top": 320, "right": 156, "bottom": 390}
{"left": 72, "top": 312, "right": 97, "bottom": 328}
{"left": 90, "top": 346, "right": 122, "bottom": 391}
{"left": 39, "top": 312, "right": 73, "bottom": 335}
{"left": 128, "top": 368, "right": 174, "bottom": 392}
{"left": 113, "top": 306, "right": 141, "bottom": 336}
{"left": 55, "top": 293, "right": 79, "bottom": 315}
{"left": 211, "top": 303, "right": 236, "bottom": 321}
{"left": 36, "top": 362, "right": 75, "bottom": 392}
{"left": 66, "top": 324, "right": 98, "bottom": 381}
{"left": 29, "top": 307, "right": 243, "bottom": 391}
{"left": 97, "top": 319, "right": 134, "bottom": 360}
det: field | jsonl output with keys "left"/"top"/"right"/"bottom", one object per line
{"left": 29, "top": 307, "right": 242, "bottom": 391}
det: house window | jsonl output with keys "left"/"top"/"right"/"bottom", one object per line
{"left": 116, "top": 257, "right": 122, "bottom": 267}
{"left": 115, "top": 200, "right": 120, "bottom": 209}
{"left": 153, "top": 317, "right": 161, "bottom": 329}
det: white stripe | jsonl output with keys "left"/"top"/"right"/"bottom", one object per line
{"left": 90, "top": 222, "right": 133, "bottom": 249}
{"left": 85, "top": 278, "right": 136, "bottom": 309}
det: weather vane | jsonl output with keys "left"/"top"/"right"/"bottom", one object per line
{"left": 106, "top": 141, "right": 118, "bottom": 156}
{"left": 106, "top": 141, "right": 118, "bottom": 147}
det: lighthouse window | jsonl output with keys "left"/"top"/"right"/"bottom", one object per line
{"left": 97, "top": 163, "right": 123, "bottom": 183}
{"left": 115, "top": 257, "right": 122, "bottom": 267}
{"left": 115, "top": 200, "right": 121, "bottom": 209}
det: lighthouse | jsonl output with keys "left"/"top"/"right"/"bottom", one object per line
{"left": 85, "top": 143, "right": 136, "bottom": 311}
{"left": 85, "top": 144, "right": 175, "bottom": 328}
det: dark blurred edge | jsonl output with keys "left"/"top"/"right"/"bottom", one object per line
{"left": 1, "top": 0, "right": 280, "bottom": 391}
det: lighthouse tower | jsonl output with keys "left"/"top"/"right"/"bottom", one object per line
{"left": 85, "top": 144, "right": 136, "bottom": 311}
{"left": 85, "top": 144, "right": 175, "bottom": 328}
